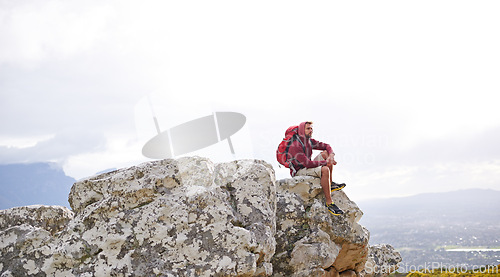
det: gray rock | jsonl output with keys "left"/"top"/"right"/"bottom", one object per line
{"left": 0, "top": 205, "right": 73, "bottom": 235}
{"left": 360, "top": 244, "right": 403, "bottom": 277}
{"left": 0, "top": 157, "right": 401, "bottom": 276}
{"left": 1, "top": 157, "right": 277, "bottom": 276}
{"left": 273, "top": 176, "right": 370, "bottom": 276}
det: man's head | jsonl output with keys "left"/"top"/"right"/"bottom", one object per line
{"left": 304, "top": 121, "right": 313, "bottom": 138}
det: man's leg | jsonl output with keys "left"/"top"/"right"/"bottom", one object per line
{"left": 320, "top": 151, "right": 334, "bottom": 184}
{"left": 328, "top": 164, "right": 333, "bottom": 185}
{"left": 321, "top": 166, "right": 333, "bottom": 205}
{"left": 319, "top": 150, "right": 345, "bottom": 191}
{"left": 321, "top": 165, "right": 344, "bottom": 215}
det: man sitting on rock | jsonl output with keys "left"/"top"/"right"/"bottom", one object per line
{"left": 287, "top": 121, "right": 346, "bottom": 215}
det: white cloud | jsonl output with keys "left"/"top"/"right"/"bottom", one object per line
{"left": 0, "top": 134, "right": 55, "bottom": 148}
{"left": 0, "top": 0, "right": 114, "bottom": 68}
{"left": 62, "top": 135, "right": 145, "bottom": 180}
{"left": 0, "top": 130, "right": 105, "bottom": 165}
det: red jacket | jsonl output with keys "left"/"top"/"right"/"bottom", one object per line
{"left": 288, "top": 121, "right": 333, "bottom": 176}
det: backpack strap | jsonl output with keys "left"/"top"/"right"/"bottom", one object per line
{"left": 289, "top": 162, "right": 298, "bottom": 177}
{"left": 287, "top": 134, "right": 307, "bottom": 175}
{"left": 295, "top": 134, "right": 306, "bottom": 153}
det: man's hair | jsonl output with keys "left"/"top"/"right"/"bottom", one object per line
{"left": 305, "top": 121, "right": 313, "bottom": 125}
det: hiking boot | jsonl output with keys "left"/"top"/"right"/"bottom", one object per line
{"left": 325, "top": 202, "right": 344, "bottom": 215}
{"left": 331, "top": 182, "right": 346, "bottom": 192}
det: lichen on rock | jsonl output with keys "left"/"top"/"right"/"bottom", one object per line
{"left": 272, "top": 176, "right": 372, "bottom": 276}
{"left": 0, "top": 157, "right": 400, "bottom": 276}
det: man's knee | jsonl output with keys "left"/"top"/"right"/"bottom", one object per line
{"left": 321, "top": 150, "right": 329, "bottom": 160}
{"left": 321, "top": 166, "right": 330, "bottom": 176}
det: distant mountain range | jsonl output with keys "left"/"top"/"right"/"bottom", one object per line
{"left": 0, "top": 163, "right": 76, "bottom": 210}
{"left": 357, "top": 189, "right": 500, "bottom": 269}
{"left": 359, "top": 188, "right": 500, "bottom": 224}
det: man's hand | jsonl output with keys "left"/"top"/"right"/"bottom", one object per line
{"left": 327, "top": 153, "right": 337, "bottom": 166}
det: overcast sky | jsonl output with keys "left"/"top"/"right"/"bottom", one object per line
{"left": 1, "top": 0, "right": 499, "bottom": 200}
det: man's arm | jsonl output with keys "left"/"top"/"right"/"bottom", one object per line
{"left": 311, "top": 139, "right": 333, "bottom": 154}
{"left": 295, "top": 151, "right": 328, "bottom": 168}
{"left": 312, "top": 139, "right": 336, "bottom": 166}
{"left": 288, "top": 141, "right": 328, "bottom": 169}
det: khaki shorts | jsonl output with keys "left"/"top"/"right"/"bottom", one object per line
{"left": 295, "top": 152, "right": 325, "bottom": 178}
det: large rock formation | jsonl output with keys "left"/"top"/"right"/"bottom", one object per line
{"left": 0, "top": 157, "right": 401, "bottom": 276}
{"left": 273, "top": 176, "right": 371, "bottom": 276}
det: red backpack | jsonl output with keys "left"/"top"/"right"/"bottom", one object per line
{"left": 276, "top": 125, "right": 306, "bottom": 169}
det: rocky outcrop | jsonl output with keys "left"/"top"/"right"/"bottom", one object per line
{"left": 273, "top": 176, "right": 371, "bottom": 276}
{"left": 360, "top": 244, "right": 402, "bottom": 277}
{"left": 0, "top": 157, "right": 400, "bottom": 276}
{"left": 0, "top": 205, "right": 73, "bottom": 235}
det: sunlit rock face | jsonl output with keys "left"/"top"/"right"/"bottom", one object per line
{"left": 0, "top": 157, "right": 400, "bottom": 276}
